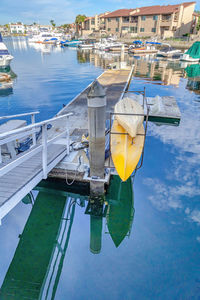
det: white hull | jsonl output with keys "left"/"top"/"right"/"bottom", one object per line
{"left": 157, "top": 49, "right": 181, "bottom": 57}
{"left": 180, "top": 53, "right": 199, "bottom": 62}
{"left": 0, "top": 55, "right": 13, "bottom": 67}
{"left": 115, "top": 97, "right": 144, "bottom": 138}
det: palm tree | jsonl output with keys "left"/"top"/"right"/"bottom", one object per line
{"left": 50, "top": 20, "right": 56, "bottom": 27}
{"left": 75, "top": 15, "right": 86, "bottom": 35}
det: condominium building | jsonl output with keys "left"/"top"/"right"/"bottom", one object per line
{"left": 81, "top": 12, "right": 110, "bottom": 35}
{"left": 104, "top": 2, "right": 196, "bottom": 38}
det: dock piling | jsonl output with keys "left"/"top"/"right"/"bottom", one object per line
{"left": 87, "top": 80, "right": 106, "bottom": 196}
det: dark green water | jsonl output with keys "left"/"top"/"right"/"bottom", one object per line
{"left": 0, "top": 37, "right": 200, "bottom": 300}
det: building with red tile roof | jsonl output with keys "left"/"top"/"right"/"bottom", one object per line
{"left": 104, "top": 2, "right": 196, "bottom": 38}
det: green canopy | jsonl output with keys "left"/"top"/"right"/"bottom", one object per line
{"left": 185, "top": 64, "right": 200, "bottom": 78}
{"left": 185, "top": 41, "right": 200, "bottom": 59}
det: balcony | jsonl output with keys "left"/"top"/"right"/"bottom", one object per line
{"left": 161, "top": 20, "right": 172, "bottom": 27}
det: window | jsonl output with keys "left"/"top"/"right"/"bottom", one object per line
{"left": 116, "top": 17, "right": 119, "bottom": 22}
{"left": 116, "top": 28, "right": 119, "bottom": 32}
{"left": 140, "top": 27, "right": 144, "bottom": 32}
{"left": 108, "top": 18, "right": 111, "bottom": 22}
{"left": 162, "top": 14, "right": 171, "bottom": 21}
{"left": 130, "top": 16, "right": 138, "bottom": 23}
{"left": 152, "top": 28, "right": 156, "bottom": 32}
{"left": 91, "top": 20, "right": 95, "bottom": 25}
{"left": 141, "top": 16, "right": 146, "bottom": 21}
{"left": 130, "top": 27, "right": 138, "bottom": 33}
{"left": 121, "top": 26, "right": 129, "bottom": 31}
{"left": 108, "top": 28, "right": 111, "bottom": 31}
{"left": 122, "top": 17, "right": 129, "bottom": 23}
{"left": 153, "top": 15, "right": 158, "bottom": 20}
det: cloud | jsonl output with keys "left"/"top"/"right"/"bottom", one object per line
{"left": 189, "top": 210, "right": 200, "bottom": 225}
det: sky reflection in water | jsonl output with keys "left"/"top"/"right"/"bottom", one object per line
{"left": 0, "top": 37, "right": 200, "bottom": 299}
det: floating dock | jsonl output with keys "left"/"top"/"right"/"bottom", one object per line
{"left": 49, "top": 68, "right": 132, "bottom": 182}
{"left": 0, "top": 67, "right": 182, "bottom": 222}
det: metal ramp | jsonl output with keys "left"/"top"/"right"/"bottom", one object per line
{"left": 0, "top": 112, "right": 72, "bottom": 223}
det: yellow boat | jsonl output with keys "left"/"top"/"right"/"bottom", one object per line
{"left": 111, "top": 119, "right": 145, "bottom": 181}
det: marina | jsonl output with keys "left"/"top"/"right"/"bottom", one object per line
{"left": 0, "top": 36, "right": 199, "bottom": 299}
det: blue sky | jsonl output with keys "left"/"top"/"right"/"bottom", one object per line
{"left": 0, "top": 0, "right": 199, "bottom": 25}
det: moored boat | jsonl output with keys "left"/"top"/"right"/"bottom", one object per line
{"left": 129, "top": 41, "right": 160, "bottom": 55}
{"left": 114, "top": 97, "right": 144, "bottom": 138}
{"left": 0, "top": 34, "right": 14, "bottom": 68}
{"left": 157, "top": 43, "right": 181, "bottom": 57}
{"left": 180, "top": 41, "right": 200, "bottom": 62}
{"left": 63, "top": 39, "right": 82, "bottom": 47}
{"left": 111, "top": 119, "right": 144, "bottom": 182}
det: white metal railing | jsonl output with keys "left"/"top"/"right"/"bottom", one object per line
{"left": 0, "top": 111, "right": 40, "bottom": 149}
{"left": 0, "top": 113, "right": 73, "bottom": 179}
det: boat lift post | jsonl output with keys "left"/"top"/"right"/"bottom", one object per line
{"left": 87, "top": 80, "right": 107, "bottom": 197}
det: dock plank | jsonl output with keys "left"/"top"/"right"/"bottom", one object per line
{"left": 0, "top": 144, "right": 67, "bottom": 211}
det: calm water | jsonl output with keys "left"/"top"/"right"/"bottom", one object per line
{"left": 0, "top": 37, "right": 200, "bottom": 300}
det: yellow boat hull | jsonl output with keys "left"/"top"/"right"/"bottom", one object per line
{"left": 111, "top": 119, "right": 145, "bottom": 181}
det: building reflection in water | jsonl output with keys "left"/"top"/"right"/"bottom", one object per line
{"left": 77, "top": 49, "right": 185, "bottom": 87}
{"left": 0, "top": 175, "right": 134, "bottom": 298}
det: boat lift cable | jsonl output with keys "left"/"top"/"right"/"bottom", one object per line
{"left": 65, "top": 155, "right": 82, "bottom": 186}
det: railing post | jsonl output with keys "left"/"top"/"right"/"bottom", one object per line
{"left": 42, "top": 124, "right": 47, "bottom": 179}
{"left": 31, "top": 114, "right": 36, "bottom": 146}
{"left": 66, "top": 116, "right": 70, "bottom": 155}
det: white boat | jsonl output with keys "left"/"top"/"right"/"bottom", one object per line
{"left": 114, "top": 97, "right": 144, "bottom": 138}
{"left": 0, "top": 34, "right": 13, "bottom": 68}
{"left": 28, "top": 32, "right": 58, "bottom": 44}
{"left": 180, "top": 53, "right": 199, "bottom": 62}
{"left": 78, "top": 39, "right": 95, "bottom": 49}
{"left": 94, "top": 38, "right": 123, "bottom": 51}
{"left": 180, "top": 42, "right": 200, "bottom": 62}
{"left": 157, "top": 43, "right": 181, "bottom": 57}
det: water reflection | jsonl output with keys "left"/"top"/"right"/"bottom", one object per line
{"left": 0, "top": 66, "right": 16, "bottom": 97}
{"left": 185, "top": 64, "right": 200, "bottom": 94}
{"left": 76, "top": 49, "right": 187, "bottom": 87}
{"left": 106, "top": 176, "right": 134, "bottom": 248}
{"left": 0, "top": 191, "right": 75, "bottom": 299}
{"left": 0, "top": 175, "right": 134, "bottom": 298}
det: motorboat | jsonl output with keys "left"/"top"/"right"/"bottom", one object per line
{"left": 28, "top": 32, "right": 58, "bottom": 44}
{"left": 94, "top": 38, "right": 123, "bottom": 51}
{"left": 157, "top": 43, "right": 181, "bottom": 57}
{"left": 105, "top": 43, "right": 128, "bottom": 52}
{"left": 180, "top": 41, "right": 200, "bottom": 62}
{"left": 130, "top": 41, "right": 161, "bottom": 55}
{"left": 0, "top": 34, "right": 14, "bottom": 68}
{"left": 78, "top": 39, "right": 96, "bottom": 49}
{"left": 62, "top": 39, "right": 82, "bottom": 47}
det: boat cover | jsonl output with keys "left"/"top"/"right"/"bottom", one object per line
{"left": 185, "top": 41, "right": 200, "bottom": 59}
{"left": 185, "top": 64, "right": 200, "bottom": 78}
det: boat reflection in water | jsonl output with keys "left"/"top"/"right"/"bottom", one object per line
{"left": 0, "top": 66, "right": 16, "bottom": 97}
{"left": 88, "top": 175, "right": 134, "bottom": 253}
{"left": 0, "top": 175, "right": 134, "bottom": 298}
{"left": 185, "top": 63, "right": 200, "bottom": 94}
{"left": 106, "top": 176, "right": 134, "bottom": 247}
